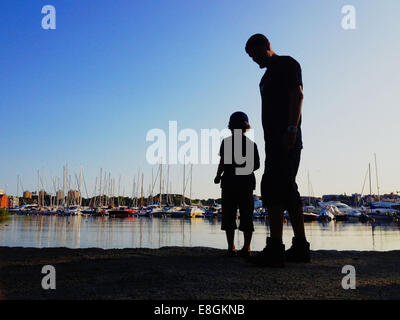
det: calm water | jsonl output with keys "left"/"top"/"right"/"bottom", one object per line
{"left": 0, "top": 215, "right": 399, "bottom": 251}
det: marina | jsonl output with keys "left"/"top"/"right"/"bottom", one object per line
{"left": 1, "top": 214, "right": 399, "bottom": 251}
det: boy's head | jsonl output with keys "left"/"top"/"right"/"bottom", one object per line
{"left": 228, "top": 111, "right": 250, "bottom": 132}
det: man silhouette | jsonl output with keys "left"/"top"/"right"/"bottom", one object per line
{"left": 245, "top": 34, "right": 311, "bottom": 267}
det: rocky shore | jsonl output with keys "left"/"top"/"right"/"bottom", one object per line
{"left": 0, "top": 246, "right": 399, "bottom": 300}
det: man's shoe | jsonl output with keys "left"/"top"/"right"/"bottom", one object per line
{"left": 246, "top": 237, "right": 285, "bottom": 268}
{"left": 285, "top": 237, "right": 311, "bottom": 263}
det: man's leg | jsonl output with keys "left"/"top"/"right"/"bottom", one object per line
{"left": 287, "top": 149, "right": 306, "bottom": 238}
{"left": 242, "top": 232, "right": 252, "bottom": 251}
{"left": 286, "top": 203, "right": 310, "bottom": 262}
{"left": 246, "top": 174, "right": 286, "bottom": 267}
{"left": 288, "top": 205, "right": 305, "bottom": 238}
{"left": 285, "top": 149, "right": 311, "bottom": 262}
{"left": 268, "top": 205, "right": 285, "bottom": 239}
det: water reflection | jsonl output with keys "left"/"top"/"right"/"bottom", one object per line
{"left": 0, "top": 215, "right": 399, "bottom": 251}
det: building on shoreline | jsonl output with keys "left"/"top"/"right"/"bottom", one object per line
{"left": 23, "top": 191, "right": 32, "bottom": 199}
{"left": 0, "top": 190, "right": 9, "bottom": 208}
{"left": 9, "top": 196, "right": 19, "bottom": 208}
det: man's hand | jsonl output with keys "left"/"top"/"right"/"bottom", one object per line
{"left": 214, "top": 175, "right": 222, "bottom": 184}
{"left": 282, "top": 132, "right": 296, "bottom": 152}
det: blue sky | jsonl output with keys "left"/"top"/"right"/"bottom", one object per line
{"left": 1, "top": 0, "right": 400, "bottom": 199}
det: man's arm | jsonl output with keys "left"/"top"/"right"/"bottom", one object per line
{"left": 288, "top": 85, "right": 304, "bottom": 128}
{"left": 284, "top": 85, "right": 304, "bottom": 150}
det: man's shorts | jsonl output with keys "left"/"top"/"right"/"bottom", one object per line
{"left": 221, "top": 187, "right": 254, "bottom": 232}
{"left": 261, "top": 147, "right": 303, "bottom": 209}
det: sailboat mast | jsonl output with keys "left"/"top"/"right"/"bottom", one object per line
{"left": 136, "top": 169, "right": 140, "bottom": 207}
{"left": 118, "top": 175, "right": 121, "bottom": 207}
{"left": 37, "top": 170, "right": 40, "bottom": 207}
{"left": 159, "top": 161, "right": 162, "bottom": 208}
{"left": 79, "top": 166, "right": 83, "bottom": 208}
{"left": 307, "top": 170, "right": 310, "bottom": 206}
{"left": 167, "top": 164, "right": 169, "bottom": 205}
{"left": 17, "top": 174, "right": 20, "bottom": 199}
{"left": 132, "top": 176, "right": 135, "bottom": 207}
{"left": 374, "top": 153, "right": 380, "bottom": 202}
{"left": 63, "top": 166, "right": 66, "bottom": 207}
{"left": 368, "top": 163, "right": 372, "bottom": 203}
{"left": 141, "top": 173, "right": 144, "bottom": 207}
{"left": 99, "top": 168, "right": 103, "bottom": 207}
{"left": 182, "top": 159, "right": 185, "bottom": 208}
{"left": 190, "top": 164, "right": 193, "bottom": 206}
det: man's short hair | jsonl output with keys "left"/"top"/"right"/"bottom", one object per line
{"left": 245, "top": 34, "right": 270, "bottom": 52}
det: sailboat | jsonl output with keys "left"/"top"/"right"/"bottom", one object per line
{"left": 363, "top": 156, "right": 397, "bottom": 221}
{"left": 183, "top": 164, "right": 205, "bottom": 218}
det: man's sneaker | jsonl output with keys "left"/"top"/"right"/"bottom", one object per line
{"left": 246, "top": 237, "right": 285, "bottom": 268}
{"left": 285, "top": 237, "right": 311, "bottom": 263}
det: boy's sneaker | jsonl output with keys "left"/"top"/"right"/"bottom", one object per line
{"left": 237, "top": 249, "right": 251, "bottom": 258}
{"left": 246, "top": 237, "right": 285, "bottom": 268}
{"left": 285, "top": 237, "right": 311, "bottom": 263}
{"left": 224, "top": 250, "right": 237, "bottom": 257}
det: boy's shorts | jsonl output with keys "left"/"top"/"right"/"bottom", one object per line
{"left": 221, "top": 187, "right": 254, "bottom": 232}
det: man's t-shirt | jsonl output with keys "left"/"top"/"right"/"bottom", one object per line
{"left": 259, "top": 55, "right": 303, "bottom": 150}
{"left": 218, "top": 135, "right": 260, "bottom": 190}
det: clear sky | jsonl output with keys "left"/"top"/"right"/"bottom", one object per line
{"left": 1, "top": 0, "right": 400, "bottom": 199}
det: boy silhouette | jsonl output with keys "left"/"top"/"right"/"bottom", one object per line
{"left": 214, "top": 112, "right": 260, "bottom": 257}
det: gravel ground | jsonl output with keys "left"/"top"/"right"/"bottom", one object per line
{"left": 0, "top": 246, "right": 399, "bottom": 300}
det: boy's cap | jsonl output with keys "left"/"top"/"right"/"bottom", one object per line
{"left": 229, "top": 111, "right": 250, "bottom": 129}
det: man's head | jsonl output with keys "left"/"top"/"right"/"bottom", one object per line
{"left": 245, "top": 33, "right": 273, "bottom": 68}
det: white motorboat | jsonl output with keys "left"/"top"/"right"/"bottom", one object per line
{"left": 184, "top": 206, "right": 205, "bottom": 218}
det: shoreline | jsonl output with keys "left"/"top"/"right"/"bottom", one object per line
{"left": 0, "top": 246, "right": 399, "bottom": 300}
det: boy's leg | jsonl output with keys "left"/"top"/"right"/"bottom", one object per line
{"left": 237, "top": 189, "right": 255, "bottom": 251}
{"left": 221, "top": 188, "right": 238, "bottom": 252}
{"left": 225, "top": 230, "right": 235, "bottom": 251}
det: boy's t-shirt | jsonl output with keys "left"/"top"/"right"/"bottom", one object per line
{"left": 218, "top": 135, "right": 260, "bottom": 190}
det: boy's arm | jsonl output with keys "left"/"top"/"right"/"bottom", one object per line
{"left": 214, "top": 141, "right": 224, "bottom": 184}
{"left": 214, "top": 156, "right": 224, "bottom": 184}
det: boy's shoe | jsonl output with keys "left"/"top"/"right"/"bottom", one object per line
{"left": 285, "top": 237, "right": 311, "bottom": 263}
{"left": 237, "top": 249, "right": 251, "bottom": 258}
{"left": 224, "top": 250, "right": 237, "bottom": 257}
{"left": 246, "top": 237, "right": 285, "bottom": 268}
